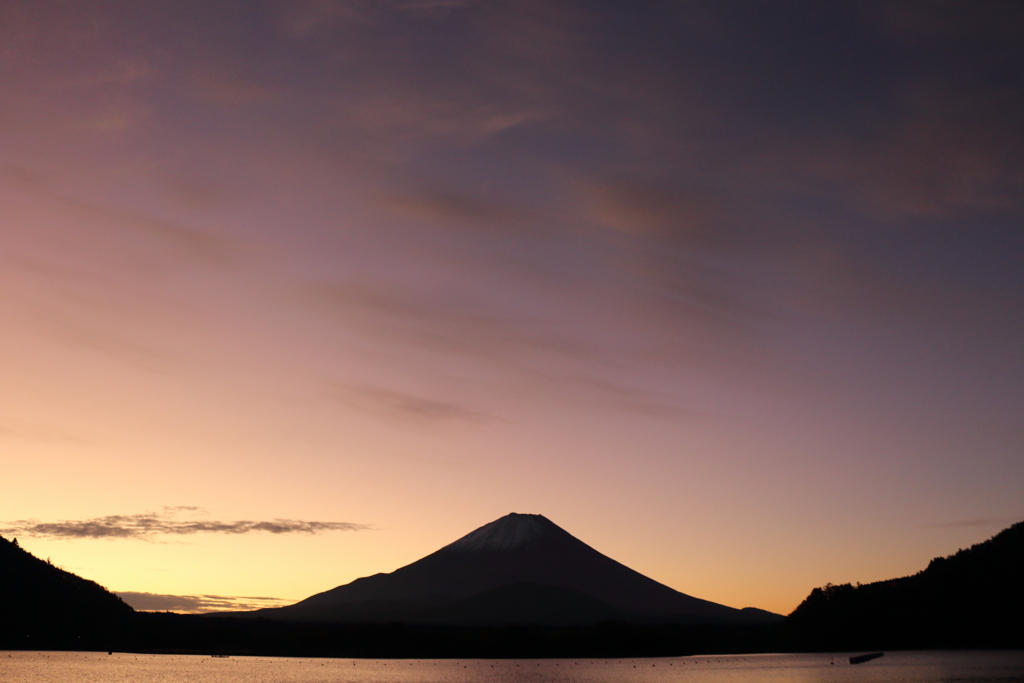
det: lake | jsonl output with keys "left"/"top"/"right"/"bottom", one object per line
{"left": 3, "top": 650, "right": 1023, "bottom": 683}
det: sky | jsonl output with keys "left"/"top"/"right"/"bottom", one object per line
{"left": 1, "top": 0, "right": 1022, "bottom": 617}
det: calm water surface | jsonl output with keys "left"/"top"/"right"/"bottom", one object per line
{"left": 3, "top": 650, "right": 1023, "bottom": 683}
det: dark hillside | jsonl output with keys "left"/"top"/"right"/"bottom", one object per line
{"left": 787, "top": 520, "right": 1024, "bottom": 649}
{"left": 0, "top": 535, "right": 133, "bottom": 649}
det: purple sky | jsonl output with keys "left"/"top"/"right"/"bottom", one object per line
{"left": 1, "top": 0, "right": 1022, "bottom": 614}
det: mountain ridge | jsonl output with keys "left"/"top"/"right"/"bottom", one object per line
{"left": 0, "top": 534, "right": 133, "bottom": 649}
{"left": 244, "top": 512, "right": 780, "bottom": 626}
{"left": 5, "top": 517, "right": 1023, "bottom": 653}
{"left": 786, "top": 519, "right": 1024, "bottom": 649}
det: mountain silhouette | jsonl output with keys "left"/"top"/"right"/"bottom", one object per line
{"left": 408, "top": 581, "right": 632, "bottom": 626}
{"left": 0, "top": 534, "right": 133, "bottom": 648}
{"left": 787, "top": 519, "right": 1024, "bottom": 649}
{"left": 251, "top": 513, "right": 781, "bottom": 626}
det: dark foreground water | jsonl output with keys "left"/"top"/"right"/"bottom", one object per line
{"left": 3, "top": 650, "right": 1023, "bottom": 683}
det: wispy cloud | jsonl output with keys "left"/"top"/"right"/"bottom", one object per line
{"left": 1, "top": 507, "right": 371, "bottom": 540}
{"left": 330, "top": 383, "right": 494, "bottom": 423}
{"left": 49, "top": 194, "right": 233, "bottom": 266}
{"left": 303, "top": 281, "right": 590, "bottom": 363}
{"left": 379, "top": 186, "right": 519, "bottom": 225}
{"left": 581, "top": 178, "right": 724, "bottom": 243}
{"left": 280, "top": 0, "right": 479, "bottom": 39}
{"left": 116, "top": 591, "right": 293, "bottom": 613}
{"left": 922, "top": 517, "right": 1022, "bottom": 530}
{"left": 4, "top": 167, "right": 231, "bottom": 266}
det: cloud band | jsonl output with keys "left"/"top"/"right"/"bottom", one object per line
{"left": 115, "top": 591, "right": 293, "bottom": 613}
{"left": 1, "top": 508, "right": 371, "bottom": 539}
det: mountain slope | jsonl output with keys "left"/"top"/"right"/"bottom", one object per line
{"left": 258, "top": 513, "right": 780, "bottom": 625}
{"left": 0, "top": 534, "right": 134, "bottom": 648}
{"left": 405, "top": 581, "right": 632, "bottom": 626}
{"left": 787, "top": 520, "right": 1024, "bottom": 649}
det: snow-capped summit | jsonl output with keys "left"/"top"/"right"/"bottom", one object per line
{"left": 444, "top": 513, "right": 556, "bottom": 552}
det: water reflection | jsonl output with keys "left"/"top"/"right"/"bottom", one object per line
{"left": 2, "top": 650, "right": 1023, "bottom": 683}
